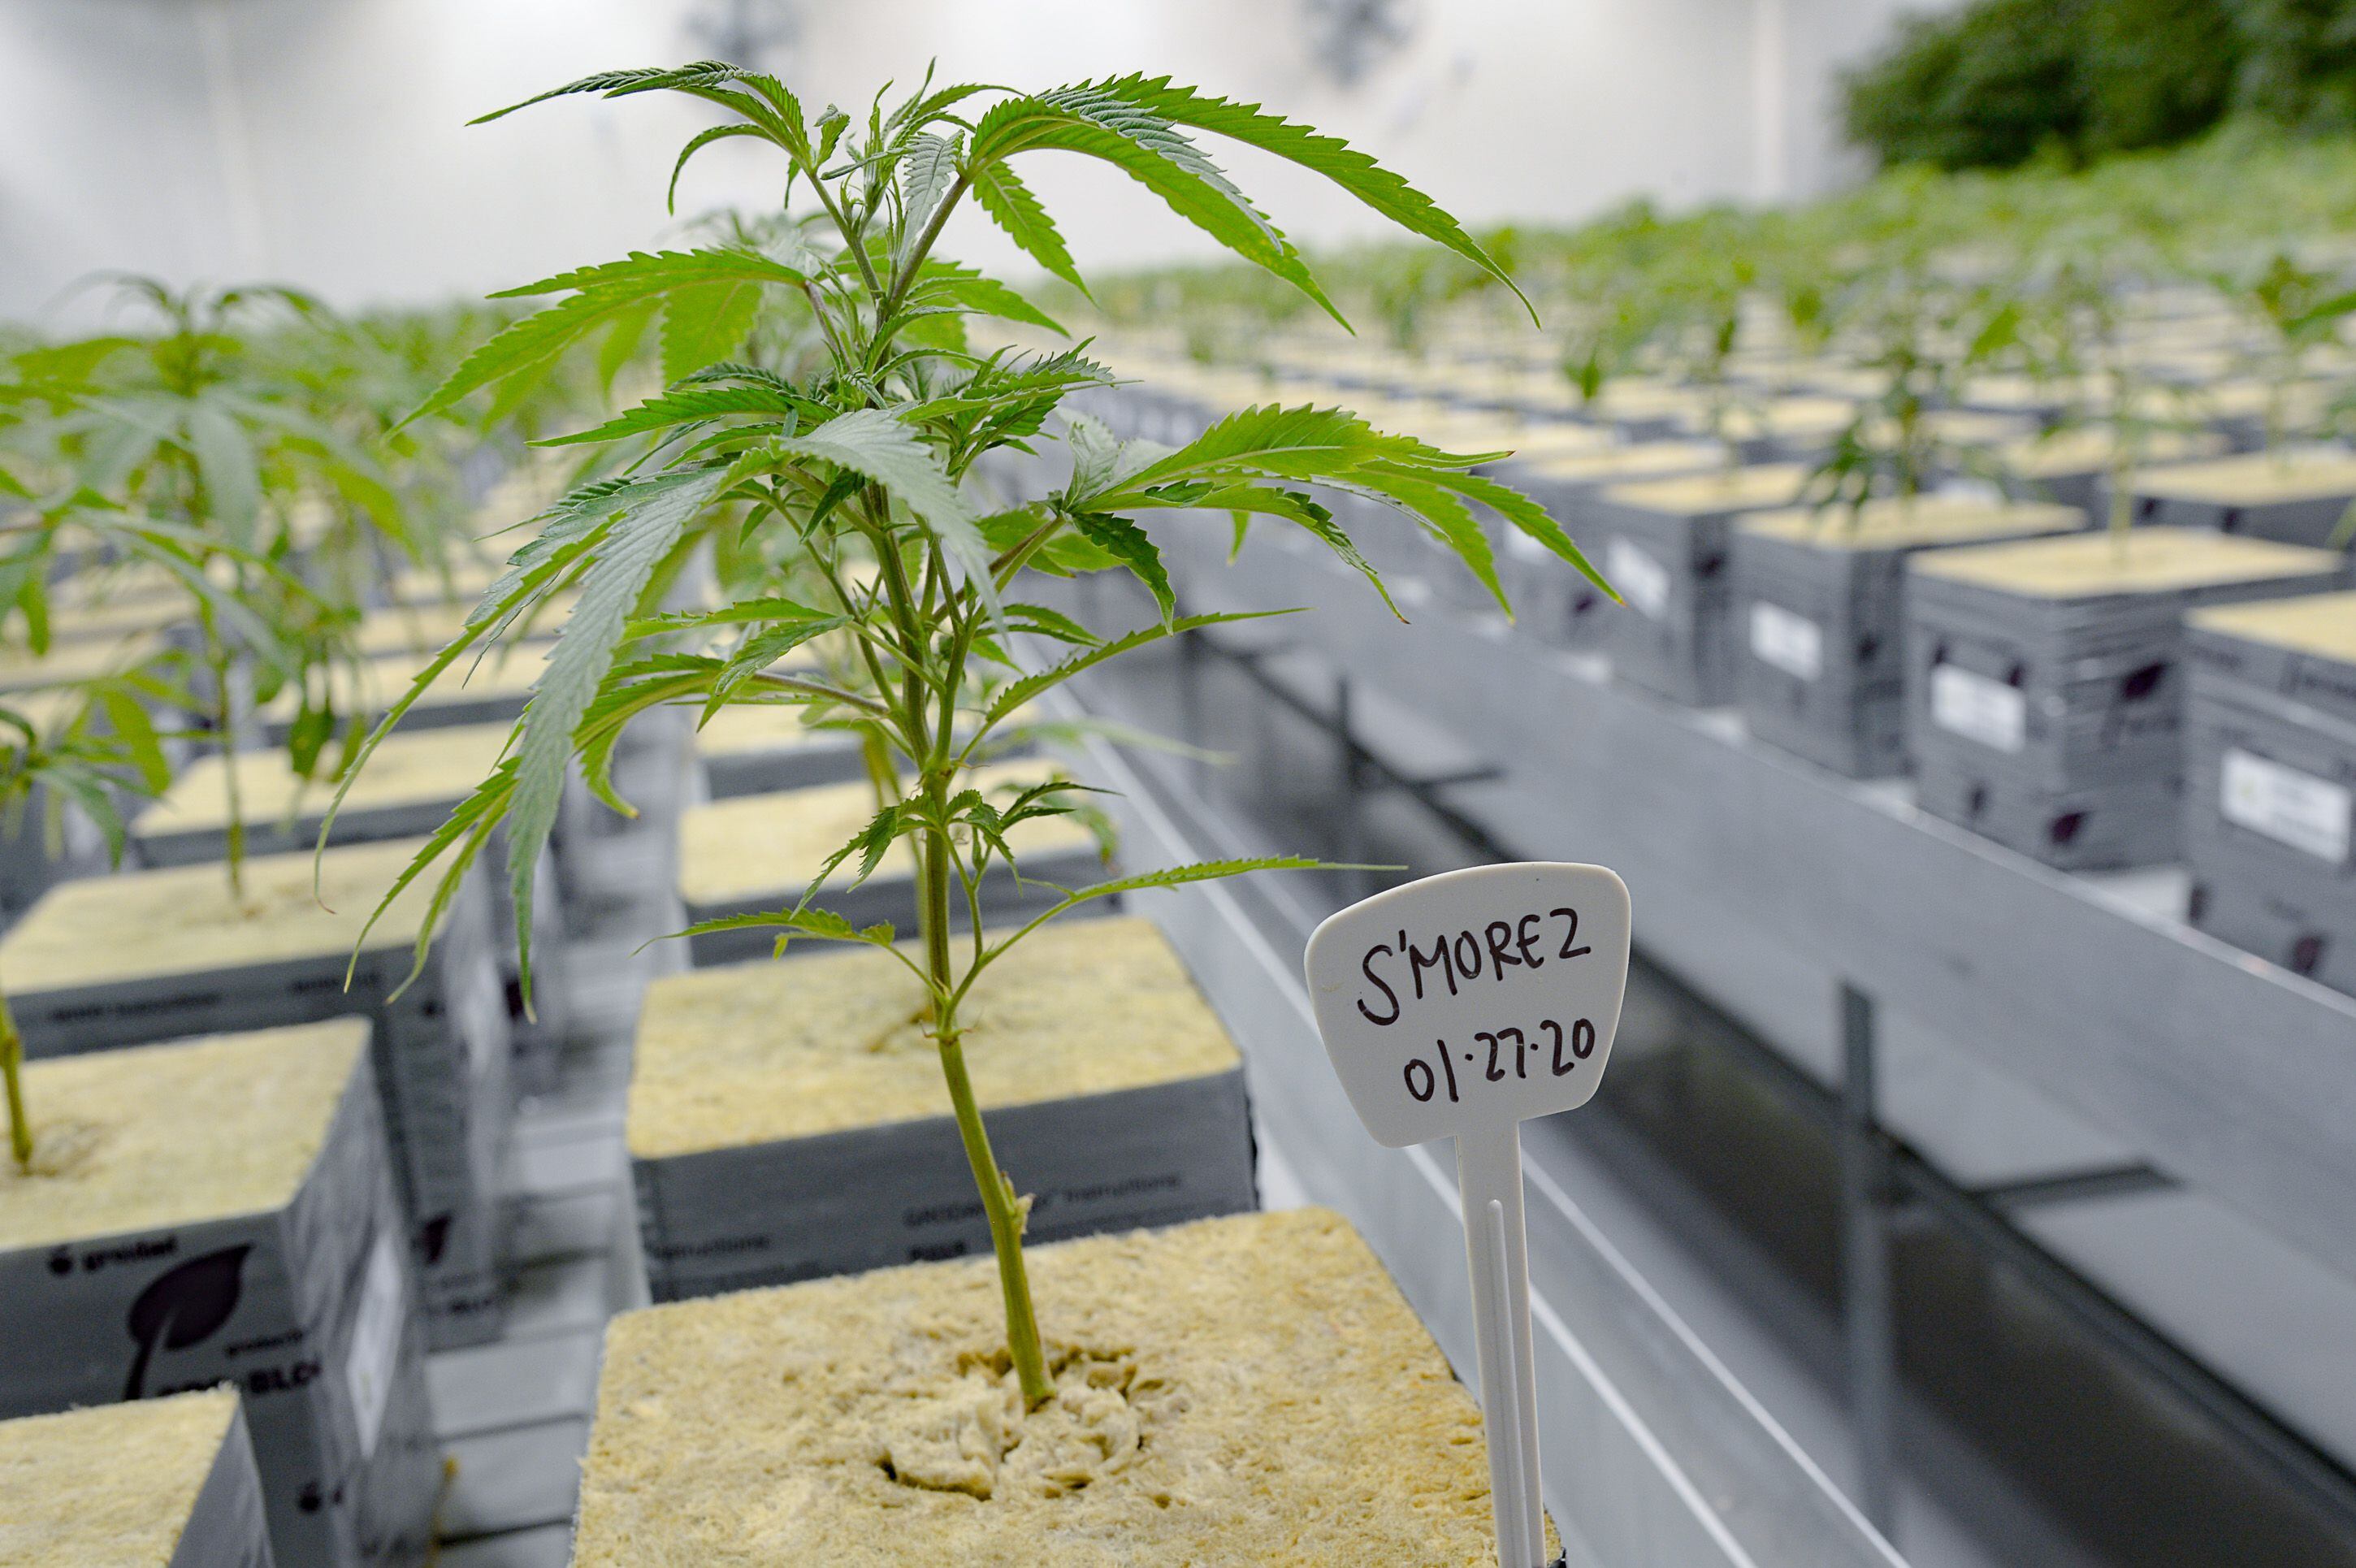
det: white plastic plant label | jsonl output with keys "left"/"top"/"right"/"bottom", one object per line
{"left": 1605, "top": 538, "right": 1672, "bottom": 622}
{"left": 345, "top": 1229, "right": 406, "bottom": 1461}
{"left": 1929, "top": 665, "right": 2027, "bottom": 754}
{"left": 2223, "top": 747, "right": 2352, "bottom": 864}
{"left": 1306, "top": 863, "right": 1633, "bottom": 1146}
{"left": 1749, "top": 601, "right": 1823, "bottom": 682}
{"left": 1306, "top": 863, "right": 1631, "bottom": 1568}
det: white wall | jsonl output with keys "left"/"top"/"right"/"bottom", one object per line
{"left": 0, "top": 0, "right": 1949, "bottom": 326}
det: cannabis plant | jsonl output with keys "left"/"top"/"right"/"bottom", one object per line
{"left": 1808, "top": 270, "right": 2021, "bottom": 518}
{"left": 347, "top": 60, "right": 1605, "bottom": 1408}
{"left": 2210, "top": 249, "right": 2356, "bottom": 454}
{"left": 0, "top": 670, "right": 175, "bottom": 1173}
{"left": 24, "top": 280, "right": 434, "bottom": 897}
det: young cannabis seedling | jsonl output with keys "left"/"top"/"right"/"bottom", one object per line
{"left": 1808, "top": 271, "right": 2020, "bottom": 522}
{"left": 340, "top": 60, "right": 1607, "bottom": 1410}
{"left": 2212, "top": 250, "right": 2356, "bottom": 457}
{"left": 0, "top": 671, "right": 174, "bottom": 1173}
{"left": 28, "top": 280, "right": 431, "bottom": 899}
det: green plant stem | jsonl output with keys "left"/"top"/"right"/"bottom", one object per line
{"left": 209, "top": 649, "right": 247, "bottom": 903}
{"left": 1, "top": 987, "right": 30, "bottom": 1175}
{"left": 919, "top": 776, "right": 1053, "bottom": 1409}
{"left": 852, "top": 479, "right": 1054, "bottom": 1407}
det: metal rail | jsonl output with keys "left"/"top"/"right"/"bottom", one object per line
{"left": 1137, "top": 609, "right": 2356, "bottom": 1546}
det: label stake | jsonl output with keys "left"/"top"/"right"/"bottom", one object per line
{"left": 1305, "top": 862, "right": 1632, "bottom": 1568}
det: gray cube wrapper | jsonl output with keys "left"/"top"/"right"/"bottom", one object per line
{"left": 634, "top": 1066, "right": 1259, "bottom": 1302}
{"left": 1907, "top": 557, "right": 2345, "bottom": 869}
{"left": 1731, "top": 516, "right": 2078, "bottom": 778}
{"left": 1589, "top": 490, "right": 1752, "bottom": 706}
{"left": 2183, "top": 608, "right": 2356, "bottom": 993}
{"left": 128, "top": 778, "right": 568, "bottom": 1110}
{"left": 2132, "top": 475, "right": 2356, "bottom": 550}
{"left": 174, "top": 1401, "right": 276, "bottom": 1568}
{"left": 11, "top": 868, "right": 514, "bottom": 1349}
{"left": 0, "top": 1048, "right": 440, "bottom": 1566}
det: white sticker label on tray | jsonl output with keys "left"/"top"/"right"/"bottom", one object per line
{"left": 1929, "top": 665, "right": 2027, "bottom": 754}
{"left": 2223, "top": 748, "right": 2352, "bottom": 864}
{"left": 346, "top": 1231, "right": 405, "bottom": 1461}
{"left": 1748, "top": 602, "right": 1823, "bottom": 682}
{"left": 1605, "top": 538, "right": 1672, "bottom": 620}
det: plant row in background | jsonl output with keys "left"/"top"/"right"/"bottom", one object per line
{"left": 1089, "top": 128, "right": 2356, "bottom": 418}
{"left": 1069, "top": 117, "right": 2356, "bottom": 1001}
{"left": 0, "top": 279, "right": 634, "bottom": 1563}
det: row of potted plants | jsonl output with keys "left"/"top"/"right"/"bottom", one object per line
{"left": 0, "top": 285, "right": 625, "bottom": 1563}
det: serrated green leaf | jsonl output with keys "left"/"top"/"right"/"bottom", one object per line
{"left": 1002, "top": 600, "right": 1099, "bottom": 646}
{"left": 912, "top": 262, "right": 1067, "bottom": 336}
{"left": 1350, "top": 465, "right": 1508, "bottom": 617}
{"left": 668, "top": 123, "right": 773, "bottom": 212}
{"left": 704, "top": 615, "right": 851, "bottom": 717}
{"left": 773, "top": 409, "right": 990, "bottom": 589}
{"left": 410, "top": 290, "right": 660, "bottom": 422}
{"left": 970, "top": 160, "right": 1085, "bottom": 295}
{"left": 660, "top": 278, "right": 765, "bottom": 383}
{"left": 539, "top": 384, "right": 803, "bottom": 448}
{"left": 488, "top": 246, "right": 811, "bottom": 302}
{"left": 1109, "top": 74, "right": 1533, "bottom": 323}
{"left": 673, "top": 903, "right": 899, "bottom": 960}
{"left": 1070, "top": 513, "right": 1172, "bottom": 623}
{"left": 985, "top": 609, "right": 1297, "bottom": 726}
{"left": 971, "top": 84, "right": 1335, "bottom": 321}
{"left": 505, "top": 466, "right": 727, "bottom": 981}
{"left": 895, "top": 132, "right": 964, "bottom": 273}
{"left": 595, "top": 298, "right": 659, "bottom": 392}
{"left": 184, "top": 400, "right": 260, "bottom": 539}
{"left": 1091, "top": 404, "right": 1471, "bottom": 503}
{"left": 1392, "top": 464, "right": 1618, "bottom": 607}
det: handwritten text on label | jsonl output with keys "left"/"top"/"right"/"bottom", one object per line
{"left": 1306, "top": 863, "right": 1631, "bottom": 1146}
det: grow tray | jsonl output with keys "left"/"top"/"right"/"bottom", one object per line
{"left": 127, "top": 720, "right": 567, "bottom": 1094}
{"left": 2125, "top": 448, "right": 2356, "bottom": 548}
{"left": 0, "top": 631, "right": 163, "bottom": 696}
{"left": 259, "top": 646, "right": 541, "bottom": 742}
{"left": 0, "top": 1391, "right": 270, "bottom": 1568}
{"left": 2182, "top": 589, "right": 2356, "bottom": 994}
{"left": 576, "top": 1210, "right": 1554, "bottom": 1566}
{"left": 134, "top": 722, "right": 512, "bottom": 866}
{"left": 628, "top": 914, "right": 1255, "bottom": 1301}
{"left": 1, "top": 837, "right": 514, "bottom": 1349}
{"left": 675, "top": 762, "right": 1102, "bottom": 966}
{"left": 1907, "top": 528, "right": 2345, "bottom": 868}
{"left": 0, "top": 1024, "right": 439, "bottom": 1566}
{"left": 1146, "top": 496, "right": 2356, "bottom": 1306}
{"left": 1730, "top": 494, "right": 2085, "bottom": 777}
{"left": 1588, "top": 462, "right": 1815, "bottom": 706}
{"left": 1996, "top": 426, "right": 2227, "bottom": 514}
